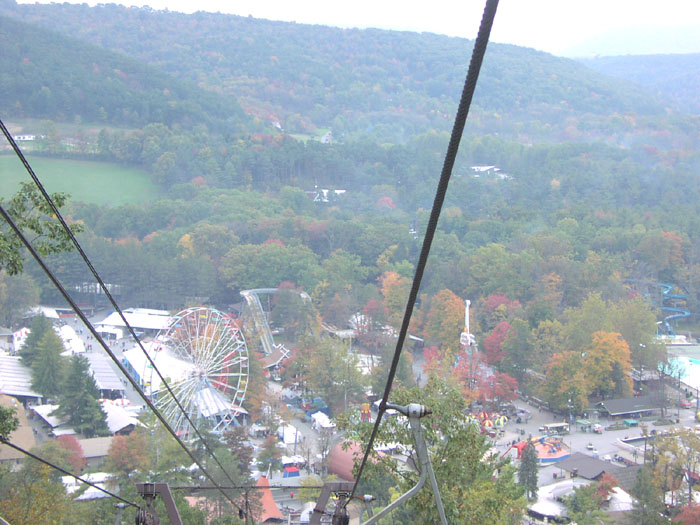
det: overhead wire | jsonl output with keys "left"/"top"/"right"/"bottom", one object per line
{"left": 0, "top": 194, "right": 245, "bottom": 515}
{"left": 346, "top": 0, "right": 500, "bottom": 506}
{"left": 0, "top": 118, "right": 247, "bottom": 498}
{"left": 0, "top": 438, "right": 139, "bottom": 508}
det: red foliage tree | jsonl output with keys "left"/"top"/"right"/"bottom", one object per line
{"left": 595, "top": 472, "right": 618, "bottom": 502}
{"left": 482, "top": 321, "right": 511, "bottom": 364}
{"left": 422, "top": 345, "right": 453, "bottom": 378}
{"left": 478, "top": 371, "right": 518, "bottom": 406}
{"left": 56, "top": 435, "right": 86, "bottom": 473}
{"left": 452, "top": 350, "right": 487, "bottom": 403}
{"left": 673, "top": 504, "right": 700, "bottom": 524}
{"left": 264, "top": 238, "right": 285, "bottom": 247}
{"left": 376, "top": 196, "right": 396, "bottom": 210}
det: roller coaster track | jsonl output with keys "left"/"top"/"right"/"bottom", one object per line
{"left": 240, "top": 288, "right": 310, "bottom": 355}
{"left": 240, "top": 289, "right": 276, "bottom": 355}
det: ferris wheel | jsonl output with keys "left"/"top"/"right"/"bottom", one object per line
{"left": 144, "top": 307, "right": 249, "bottom": 436}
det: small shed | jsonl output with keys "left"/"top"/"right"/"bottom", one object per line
{"left": 78, "top": 436, "right": 113, "bottom": 469}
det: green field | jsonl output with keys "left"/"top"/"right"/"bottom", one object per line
{"left": 0, "top": 155, "right": 162, "bottom": 206}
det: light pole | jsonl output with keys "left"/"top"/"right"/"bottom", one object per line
{"left": 678, "top": 370, "right": 682, "bottom": 420}
{"left": 639, "top": 344, "right": 646, "bottom": 395}
{"left": 568, "top": 396, "right": 574, "bottom": 429}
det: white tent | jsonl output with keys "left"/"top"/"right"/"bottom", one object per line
{"left": 97, "top": 308, "right": 171, "bottom": 333}
{"left": 311, "top": 411, "right": 335, "bottom": 431}
{"left": 193, "top": 386, "right": 233, "bottom": 419}
{"left": 281, "top": 455, "right": 306, "bottom": 466}
{"left": 100, "top": 400, "right": 139, "bottom": 434}
{"left": 26, "top": 306, "right": 59, "bottom": 319}
{"left": 122, "top": 342, "right": 192, "bottom": 394}
{"left": 278, "top": 424, "right": 302, "bottom": 445}
{"left": 608, "top": 487, "right": 635, "bottom": 512}
{"left": 57, "top": 325, "right": 85, "bottom": 355}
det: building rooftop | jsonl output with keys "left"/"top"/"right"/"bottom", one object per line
{"left": 0, "top": 395, "right": 36, "bottom": 462}
{"left": 597, "top": 395, "right": 666, "bottom": 416}
{"left": 0, "top": 355, "right": 41, "bottom": 400}
{"left": 84, "top": 353, "right": 125, "bottom": 392}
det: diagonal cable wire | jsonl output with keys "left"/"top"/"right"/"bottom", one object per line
{"left": 0, "top": 438, "right": 139, "bottom": 508}
{"left": 0, "top": 119, "right": 246, "bottom": 496}
{"left": 347, "top": 0, "right": 500, "bottom": 506}
{"left": 0, "top": 202, "right": 245, "bottom": 515}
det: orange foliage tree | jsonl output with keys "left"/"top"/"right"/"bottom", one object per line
{"left": 106, "top": 432, "right": 151, "bottom": 479}
{"left": 423, "top": 289, "right": 464, "bottom": 355}
{"left": 380, "top": 271, "right": 410, "bottom": 329}
{"left": 582, "top": 331, "right": 632, "bottom": 399}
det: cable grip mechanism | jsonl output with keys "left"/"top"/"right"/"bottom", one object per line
{"left": 362, "top": 403, "right": 447, "bottom": 525}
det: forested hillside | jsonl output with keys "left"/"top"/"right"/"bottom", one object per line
{"left": 0, "top": 0, "right": 683, "bottom": 145}
{"left": 0, "top": 15, "right": 250, "bottom": 132}
{"left": 0, "top": 0, "right": 698, "bottom": 392}
{"left": 579, "top": 53, "right": 700, "bottom": 115}
{"left": 2, "top": 2, "right": 700, "bottom": 521}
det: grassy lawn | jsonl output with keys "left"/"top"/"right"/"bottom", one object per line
{"left": 0, "top": 155, "right": 162, "bottom": 206}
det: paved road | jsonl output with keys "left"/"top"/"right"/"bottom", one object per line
{"left": 495, "top": 397, "right": 700, "bottom": 469}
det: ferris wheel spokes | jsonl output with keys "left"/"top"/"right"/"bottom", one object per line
{"left": 145, "top": 307, "right": 250, "bottom": 437}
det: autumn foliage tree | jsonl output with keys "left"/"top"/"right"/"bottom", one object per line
{"left": 56, "top": 435, "right": 86, "bottom": 473}
{"left": 541, "top": 351, "right": 589, "bottom": 413}
{"left": 106, "top": 432, "right": 151, "bottom": 479}
{"left": 482, "top": 321, "right": 511, "bottom": 365}
{"left": 423, "top": 289, "right": 464, "bottom": 354}
{"left": 674, "top": 504, "right": 700, "bottom": 524}
{"left": 380, "top": 271, "right": 410, "bottom": 329}
{"left": 479, "top": 294, "right": 522, "bottom": 331}
{"left": 582, "top": 331, "right": 632, "bottom": 399}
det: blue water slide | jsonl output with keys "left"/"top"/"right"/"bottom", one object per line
{"left": 658, "top": 282, "right": 690, "bottom": 335}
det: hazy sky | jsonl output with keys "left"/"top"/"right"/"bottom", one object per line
{"left": 16, "top": 0, "right": 700, "bottom": 55}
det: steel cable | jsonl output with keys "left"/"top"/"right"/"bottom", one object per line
{"left": 347, "top": 0, "right": 500, "bottom": 507}
{"left": 0, "top": 202, "right": 245, "bottom": 515}
{"left": 0, "top": 438, "right": 139, "bottom": 508}
{"left": 0, "top": 118, "right": 246, "bottom": 497}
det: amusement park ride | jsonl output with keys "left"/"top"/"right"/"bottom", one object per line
{"left": 142, "top": 307, "right": 250, "bottom": 437}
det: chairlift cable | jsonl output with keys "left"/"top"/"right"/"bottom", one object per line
{"left": 0, "top": 438, "right": 139, "bottom": 508}
{"left": 0, "top": 118, "right": 244, "bottom": 494}
{"left": 346, "top": 0, "right": 500, "bottom": 506}
{"left": 0, "top": 202, "right": 245, "bottom": 515}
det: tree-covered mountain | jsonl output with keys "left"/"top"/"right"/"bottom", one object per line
{"left": 0, "top": 0, "right": 684, "bottom": 145}
{"left": 578, "top": 53, "right": 700, "bottom": 115}
{"left": 0, "top": 14, "right": 250, "bottom": 133}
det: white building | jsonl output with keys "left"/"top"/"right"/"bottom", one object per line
{"left": 96, "top": 308, "right": 171, "bottom": 338}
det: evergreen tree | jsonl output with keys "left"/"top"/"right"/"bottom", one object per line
{"left": 54, "top": 355, "right": 109, "bottom": 438}
{"left": 630, "top": 466, "right": 668, "bottom": 524}
{"left": 519, "top": 441, "right": 539, "bottom": 501}
{"left": 31, "top": 331, "right": 65, "bottom": 399}
{"left": 19, "top": 314, "right": 53, "bottom": 367}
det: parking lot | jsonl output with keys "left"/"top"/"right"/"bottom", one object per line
{"left": 493, "top": 397, "right": 700, "bottom": 468}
